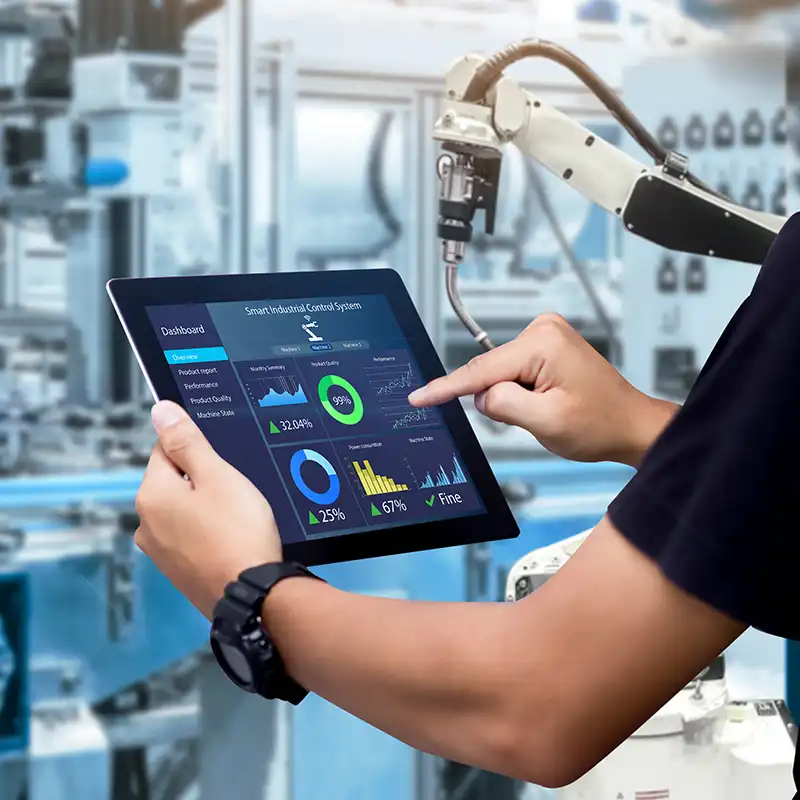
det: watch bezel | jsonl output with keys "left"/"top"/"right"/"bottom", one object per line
{"left": 209, "top": 631, "right": 257, "bottom": 692}
{"left": 210, "top": 612, "right": 281, "bottom": 696}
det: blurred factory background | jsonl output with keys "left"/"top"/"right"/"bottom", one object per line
{"left": 0, "top": 0, "right": 796, "bottom": 798}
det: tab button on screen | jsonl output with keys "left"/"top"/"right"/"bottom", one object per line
{"left": 164, "top": 346, "right": 229, "bottom": 365}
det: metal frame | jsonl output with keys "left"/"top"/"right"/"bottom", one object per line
{"left": 219, "top": 0, "right": 256, "bottom": 275}
{"left": 198, "top": 652, "right": 291, "bottom": 800}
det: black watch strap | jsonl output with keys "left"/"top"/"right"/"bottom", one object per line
{"left": 239, "top": 561, "right": 321, "bottom": 603}
{"left": 212, "top": 562, "right": 324, "bottom": 705}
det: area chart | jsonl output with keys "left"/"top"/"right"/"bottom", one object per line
{"left": 418, "top": 456, "right": 468, "bottom": 489}
{"left": 353, "top": 460, "right": 409, "bottom": 496}
{"left": 247, "top": 376, "right": 308, "bottom": 408}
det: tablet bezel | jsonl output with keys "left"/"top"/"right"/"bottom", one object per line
{"left": 108, "top": 269, "right": 519, "bottom": 566}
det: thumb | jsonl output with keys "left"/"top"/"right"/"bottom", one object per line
{"left": 476, "top": 382, "right": 543, "bottom": 430}
{"left": 151, "top": 401, "right": 219, "bottom": 479}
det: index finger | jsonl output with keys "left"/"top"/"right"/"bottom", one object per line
{"left": 409, "top": 340, "right": 530, "bottom": 407}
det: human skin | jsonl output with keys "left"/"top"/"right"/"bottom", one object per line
{"left": 134, "top": 316, "right": 741, "bottom": 789}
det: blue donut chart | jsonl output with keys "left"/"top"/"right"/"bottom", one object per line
{"left": 289, "top": 449, "right": 341, "bottom": 505}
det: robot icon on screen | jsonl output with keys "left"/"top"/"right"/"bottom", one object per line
{"left": 301, "top": 315, "right": 324, "bottom": 342}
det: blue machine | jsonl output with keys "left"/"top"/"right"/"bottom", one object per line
{"left": 0, "top": 472, "right": 208, "bottom": 708}
{"left": 0, "top": 572, "right": 28, "bottom": 756}
{"left": 0, "top": 457, "right": 630, "bottom": 800}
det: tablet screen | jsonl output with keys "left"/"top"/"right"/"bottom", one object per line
{"left": 146, "top": 294, "right": 486, "bottom": 544}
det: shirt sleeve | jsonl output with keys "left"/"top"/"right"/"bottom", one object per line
{"left": 607, "top": 227, "right": 800, "bottom": 640}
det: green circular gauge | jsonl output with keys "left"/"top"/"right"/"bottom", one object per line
{"left": 318, "top": 375, "right": 364, "bottom": 425}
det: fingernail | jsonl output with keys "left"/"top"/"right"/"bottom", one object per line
{"left": 408, "top": 388, "right": 425, "bottom": 404}
{"left": 474, "top": 391, "right": 486, "bottom": 415}
{"left": 151, "top": 401, "right": 183, "bottom": 433}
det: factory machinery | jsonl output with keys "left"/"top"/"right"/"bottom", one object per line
{"left": 0, "top": 0, "right": 717, "bottom": 450}
{"left": 0, "top": 0, "right": 792, "bottom": 798}
{"left": 0, "top": 0, "right": 297, "bottom": 798}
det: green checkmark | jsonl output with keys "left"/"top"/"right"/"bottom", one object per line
{"left": 425, "top": 495, "right": 435, "bottom": 507}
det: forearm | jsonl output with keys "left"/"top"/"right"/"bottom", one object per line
{"left": 619, "top": 395, "right": 680, "bottom": 468}
{"left": 263, "top": 579, "right": 551, "bottom": 782}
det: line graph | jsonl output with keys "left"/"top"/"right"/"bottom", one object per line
{"left": 365, "top": 360, "right": 434, "bottom": 430}
{"left": 392, "top": 407, "right": 430, "bottom": 429}
{"left": 375, "top": 364, "right": 414, "bottom": 395}
{"left": 366, "top": 361, "right": 419, "bottom": 397}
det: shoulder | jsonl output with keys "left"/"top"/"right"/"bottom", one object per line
{"left": 752, "top": 212, "right": 800, "bottom": 297}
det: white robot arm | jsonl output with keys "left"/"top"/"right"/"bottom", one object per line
{"left": 432, "top": 40, "right": 787, "bottom": 348}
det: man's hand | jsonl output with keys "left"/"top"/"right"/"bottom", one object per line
{"left": 410, "top": 313, "right": 677, "bottom": 466}
{"left": 135, "top": 401, "right": 282, "bottom": 619}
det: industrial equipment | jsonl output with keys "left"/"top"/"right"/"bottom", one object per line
{"left": 0, "top": 0, "right": 710, "bottom": 448}
{"left": 426, "top": 33, "right": 790, "bottom": 465}
{"left": 506, "top": 533, "right": 797, "bottom": 798}
{"left": 0, "top": 0, "right": 788, "bottom": 798}
{"left": 431, "top": 39, "right": 786, "bottom": 355}
{"left": 620, "top": 42, "right": 789, "bottom": 401}
{"left": 0, "top": 2, "right": 293, "bottom": 799}
{"left": 0, "top": 0, "right": 189, "bottom": 406}
{"left": 428, "top": 31, "right": 798, "bottom": 800}
{"left": 0, "top": 572, "right": 26, "bottom": 757}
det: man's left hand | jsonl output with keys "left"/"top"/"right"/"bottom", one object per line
{"left": 135, "top": 401, "right": 283, "bottom": 619}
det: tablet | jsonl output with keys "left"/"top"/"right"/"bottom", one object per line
{"left": 107, "top": 269, "right": 519, "bottom": 566}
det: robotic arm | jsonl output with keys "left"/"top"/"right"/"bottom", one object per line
{"left": 433, "top": 40, "right": 787, "bottom": 350}
{"left": 435, "top": 45, "right": 799, "bottom": 797}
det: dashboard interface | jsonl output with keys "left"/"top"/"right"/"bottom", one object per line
{"left": 146, "top": 294, "right": 485, "bottom": 545}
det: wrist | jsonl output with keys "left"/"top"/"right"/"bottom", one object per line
{"left": 260, "top": 575, "right": 327, "bottom": 681}
{"left": 617, "top": 393, "right": 680, "bottom": 468}
{"left": 260, "top": 575, "right": 323, "bottom": 637}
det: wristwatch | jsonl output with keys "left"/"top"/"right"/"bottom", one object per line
{"left": 210, "top": 561, "right": 322, "bottom": 705}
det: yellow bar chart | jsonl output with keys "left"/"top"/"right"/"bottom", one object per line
{"left": 353, "top": 460, "right": 409, "bottom": 496}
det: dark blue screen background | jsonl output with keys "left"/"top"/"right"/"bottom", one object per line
{"left": 147, "top": 294, "right": 484, "bottom": 545}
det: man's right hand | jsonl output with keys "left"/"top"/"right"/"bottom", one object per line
{"left": 409, "top": 313, "right": 678, "bottom": 467}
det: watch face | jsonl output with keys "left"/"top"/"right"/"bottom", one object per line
{"left": 218, "top": 642, "right": 253, "bottom": 686}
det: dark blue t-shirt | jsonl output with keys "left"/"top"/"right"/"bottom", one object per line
{"left": 607, "top": 214, "right": 800, "bottom": 797}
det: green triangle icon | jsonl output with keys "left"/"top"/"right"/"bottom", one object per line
{"left": 370, "top": 503, "right": 381, "bottom": 517}
{"left": 269, "top": 421, "right": 280, "bottom": 434}
{"left": 309, "top": 511, "right": 320, "bottom": 525}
